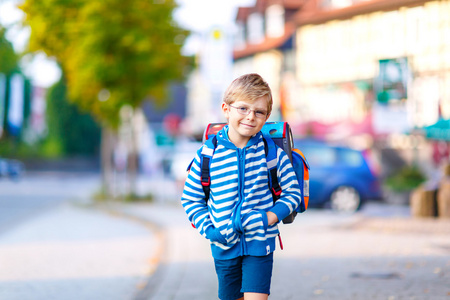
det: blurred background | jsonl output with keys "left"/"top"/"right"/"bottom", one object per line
{"left": 1, "top": 1, "right": 450, "bottom": 299}
{"left": 0, "top": 0, "right": 449, "bottom": 212}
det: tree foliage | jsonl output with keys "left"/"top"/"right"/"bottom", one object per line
{"left": 20, "top": 0, "right": 188, "bottom": 127}
{"left": 0, "top": 28, "right": 24, "bottom": 140}
{"left": 46, "top": 76, "right": 101, "bottom": 156}
{"left": 0, "top": 26, "right": 18, "bottom": 74}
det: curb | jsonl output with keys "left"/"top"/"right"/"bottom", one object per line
{"left": 94, "top": 202, "right": 168, "bottom": 300}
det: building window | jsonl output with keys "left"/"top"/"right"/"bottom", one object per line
{"left": 320, "top": 0, "right": 369, "bottom": 10}
{"left": 247, "top": 12, "right": 264, "bottom": 44}
{"left": 266, "top": 4, "right": 285, "bottom": 38}
{"left": 234, "top": 21, "right": 247, "bottom": 50}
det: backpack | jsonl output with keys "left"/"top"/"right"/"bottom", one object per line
{"left": 199, "top": 122, "right": 310, "bottom": 224}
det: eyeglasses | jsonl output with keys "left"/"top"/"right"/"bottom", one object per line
{"left": 228, "top": 104, "right": 268, "bottom": 119}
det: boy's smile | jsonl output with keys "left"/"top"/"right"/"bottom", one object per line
{"left": 222, "top": 96, "right": 270, "bottom": 148}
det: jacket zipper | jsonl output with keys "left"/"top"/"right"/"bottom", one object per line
{"left": 235, "top": 147, "right": 248, "bottom": 255}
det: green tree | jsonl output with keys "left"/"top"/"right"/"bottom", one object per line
{"left": 0, "top": 27, "right": 21, "bottom": 141}
{"left": 0, "top": 27, "right": 18, "bottom": 75}
{"left": 46, "top": 76, "right": 101, "bottom": 156}
{"left": 20, "top": 0, "right": 188, "bottom": 196}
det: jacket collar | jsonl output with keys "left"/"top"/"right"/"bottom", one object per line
{"left": 217, "top": 125, "right": 263, "bottom": 149}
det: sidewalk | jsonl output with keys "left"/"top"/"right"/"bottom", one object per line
{"left": 1, "top": 171, "right": 447, "bottom": 299}
{"left": 107, "top": 201, "right": 450, "bottom": 300}
{"left": 1, "top": 194, "right": 447, "bottom": 300}
{"left": 0, "top": 202, "right": 158, "bottom": 300}
{"left": 102, "top": 201, "right": 218, "bottom": 300}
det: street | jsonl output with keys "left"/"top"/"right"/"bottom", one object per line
{"left": 0, "top": 172, "right": 98, "bottom": 233}
{"left": 0, "top": 172, "right": 449, "bottom": 300}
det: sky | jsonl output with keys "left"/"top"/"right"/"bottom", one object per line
{"left": 174, "top": 0, "right": 255, "bottom": 55}
{"left": 0, "top": 0, "right": 255, "bottom": 88}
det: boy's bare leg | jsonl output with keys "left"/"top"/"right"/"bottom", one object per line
{"left": 244, "top": 293, "right": 268, "bottom": 300}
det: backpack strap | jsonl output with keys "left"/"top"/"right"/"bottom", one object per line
{"left": 200, "top": 134, "right": 281, "bottom": 203}
{"left": 263, "top": 136, "right": 282, "bottom": 200}
{"left": 200, "top": 135, "right": 217, "bottom": 201}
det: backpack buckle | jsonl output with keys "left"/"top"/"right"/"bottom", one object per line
{"left": 272, "top": 186, "right": 282, "bottom": 197}
{"left": 201, "top": 176, "right": 210, "bottom": 187}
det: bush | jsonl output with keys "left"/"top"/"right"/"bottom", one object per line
{"left": 385, "top": 165, "right": 426, "bottom": 192}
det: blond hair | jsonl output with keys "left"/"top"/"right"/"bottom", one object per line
{"left": 223, "top": 73, "right": 273, "bottom": 113}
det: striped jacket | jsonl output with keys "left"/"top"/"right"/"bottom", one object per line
{"left": 181, "top": 126, "right": 301, "bottom": 259}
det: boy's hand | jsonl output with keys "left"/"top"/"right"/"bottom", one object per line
{"left": 266, "top": 211, "right": 278, "bottom": 226}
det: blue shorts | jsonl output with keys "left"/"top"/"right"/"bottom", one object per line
{"left": 214, "top": 253, "right": 274, "bottom": 300}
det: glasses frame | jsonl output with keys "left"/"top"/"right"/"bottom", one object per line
{"left": 228, "top": 104, "right": 268, "bottom": 119}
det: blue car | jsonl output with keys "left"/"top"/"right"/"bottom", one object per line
{"left": 295, "top": 139, "right": 382, "bottom": 212}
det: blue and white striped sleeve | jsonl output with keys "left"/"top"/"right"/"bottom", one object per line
{"left": 180, "top": 148, "right": 215, "bottom": 238}
{"left": 269, "top": 148, "right": 302, "bottom": 222}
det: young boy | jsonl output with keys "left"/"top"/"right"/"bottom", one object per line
{"left": 181, "top": 73, "right": 301, "bottom": 300}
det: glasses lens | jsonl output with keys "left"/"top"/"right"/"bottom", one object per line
{"left": 237, "top": 107, "right": 248, "bottom": 115}
{"left": 231, "top": 105, "right": 266, "bottom": 118}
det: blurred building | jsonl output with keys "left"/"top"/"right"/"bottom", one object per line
{"left": 297, "top": 0, "right": 448, "bottom": 138}
{"left": 184, "top": 0, "right": 450, "bottom": 174}
{"left": 232, "top": 1, "right": 304, "bottom": 122}
{"left": 184, "top": 27, "right": 234, "bottom": 133}
{"left": 230, "top": 0, "right": 449, "bottom": 142}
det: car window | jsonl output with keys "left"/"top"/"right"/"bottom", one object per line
{"left": 300, "top": 145, "right": 336, "bottom": 167}
{"left": 340, "top": 149, "right": 364, "bottom": 167}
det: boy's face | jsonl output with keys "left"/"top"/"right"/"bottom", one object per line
{"left": 222, "top": 96, "right": 270, "bottom": 148}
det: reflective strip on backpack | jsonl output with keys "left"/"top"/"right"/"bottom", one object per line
{"left": 303, "top": 179, "right": 309, "bottom": 197}
{"left": 201, "top": 146, "right": 214, "bottom": 157}
{"left": 267, "top": 158, "right": 277, "bottom": 169}
{"left": 303, "top": 159, "right": 309, "bottom": 198}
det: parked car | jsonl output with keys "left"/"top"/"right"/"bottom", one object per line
{"left": 0, "top": 157, "right": 25, "bottom": 180}
{"left": 295, "top": 139, "right": 382, "bottom": 213}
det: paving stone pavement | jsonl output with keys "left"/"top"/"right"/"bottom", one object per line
{"left": 1, "top": 193, "right": 448, "bottom": 300}
{"left": 109, "top": 201, "right": 450, "bottom": 300}
{"left": 105, "top": 202, "right": 218, "bottom": 300}
{"left": 0, "top": 202, "right": 157, "bottom": 300}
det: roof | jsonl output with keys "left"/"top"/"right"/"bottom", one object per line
{"left": 294, "top": 0, "right": 432, "bottom": 25}
{"left": 233, "top": 0, "right": 305, "bottom": 59}
{"left": 233, "top": 0, "right": 432, "bottom": 59}
{"left": 233, "top": 23, "right": 296, "bottom": 60}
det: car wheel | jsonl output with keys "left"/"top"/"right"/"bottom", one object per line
{"left": 330, "top": 186, "right": 361, "bottom": 213}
